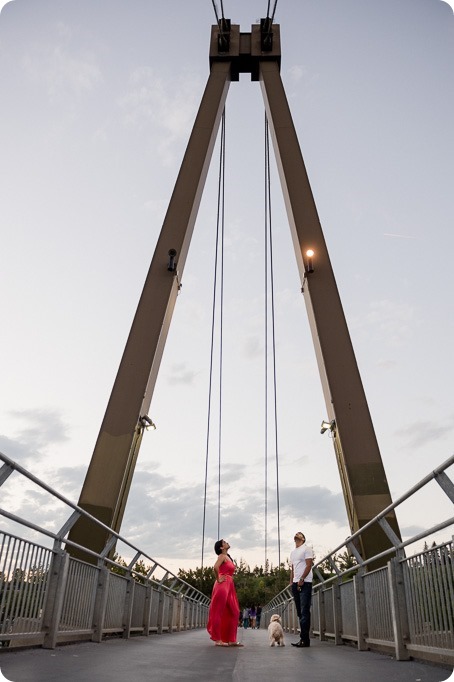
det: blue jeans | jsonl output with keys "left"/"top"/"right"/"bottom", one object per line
{"left": 297, "top": 582, "right": 312, "bottom": 643}
{"left": 291, "top": 582, "right": 302, "bottom": 618}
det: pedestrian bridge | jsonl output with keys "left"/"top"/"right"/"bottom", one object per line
{"left": 0, "top": 450, "right": 453, "bottom": 681}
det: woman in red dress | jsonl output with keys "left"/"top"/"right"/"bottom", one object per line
{"left": 207, "top": 539, "right": 243, "bottom": 647}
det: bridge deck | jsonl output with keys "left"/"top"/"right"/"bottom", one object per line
{"left": 1, "top": 630, "right": 451, "bottom": 682}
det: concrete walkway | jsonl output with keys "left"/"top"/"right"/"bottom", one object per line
{"left": 0, "top": 629, "right": 452, "bottom": 682}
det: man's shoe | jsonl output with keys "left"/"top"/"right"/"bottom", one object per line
{"left": 291, "top": 640, "right": 310, "bottom": 648}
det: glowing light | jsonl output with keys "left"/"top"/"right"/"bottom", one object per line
{"left": 305, "top": 249, "right": 315, "bottom": 274}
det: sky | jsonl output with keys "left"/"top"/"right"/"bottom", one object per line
{"left": 0, "top": 0, "right": 453, "bottom": 578}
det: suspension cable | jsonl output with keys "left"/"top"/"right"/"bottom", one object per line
{"left": 210, "top": 0, "right": 226, "bottom": 27}
{"left": 211, "top": 0, "right": 220, "bottom": 25}
{"left": 270, "top": 0, "right": 279, "bottom": 23}
{"left": 262, "top": 0, "right": 279, "bottom": 52}
{"left": 265, "top": 0, "right": 279, "bottom": 22}
{"left": 201, "top": 109, "right": 226, "bottom": 569}
{"left": 264, "top": 114, "right": 269, "bottom": 570}
{"left": 217, "top": 112, "right": 226, "bottom": 542}
{"left": 264, "top": 114, "right": 281, "bottom": 569}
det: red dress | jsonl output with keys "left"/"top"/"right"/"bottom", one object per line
{"left": 207, "top": 558, "right": 240, "bottom": 643}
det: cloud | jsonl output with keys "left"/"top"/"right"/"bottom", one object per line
{"left": 8, "top": 408, "right": 69, "bottom": 448}
{"left": 119, "top": 467, "right": 346, "bottom": 562}
{"left": 400, "top": 524, "right": 426, "bottom": 538}
{"left": 0, "top": 409, "right": 69, "bottom": 468}
{"left": 118, "top": 66, "right": 202, "bottom": 166}
{"left": 22, "top": 42, "right": 102, "bottom": 99}
{"left": 0, "top": 434, "right": 38, "bottom": 464}
{"left": 47, "top": 465, "right": 86, "bottom": 498}
{"left": 383, "top": 233, "right": 417, "bottom": 239}
{"left": 1, "top": 457, "right": 346, "bottom": 567}
{"left": 375, "top": 358, "right": 397, "bottom": 371}
{"left": 288, "top": 64, "right": 304, "bottom": 83}
{"left": 396, "top": 416, "right": 454, "bottom": 449}
{"left": 242, "top": 335, "right": 262, "bottom": 359}
{"left": 280, "top": 485, "right": 346, "bottom": 524}
{"left": 118, "top": 469, "right": 208, "bottom": 559}
{"left": 167, "top": 363, "right": 200, "bottom": 386}
{"left": 352, "top": 299, "right": 418, "bottom": 348}
{"left": 214, "top": 462, "right": 249, "bottom": 486}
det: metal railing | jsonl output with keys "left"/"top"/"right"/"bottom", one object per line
{"left": 263, "top": 454, "right": 454, "bottom": 666}
{"left": 0, "top": 451, "right": 210, "bottom": 650}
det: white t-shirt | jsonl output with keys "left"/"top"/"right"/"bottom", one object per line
{"left": 290, "top": 543, "right": 314, "bottom": 583}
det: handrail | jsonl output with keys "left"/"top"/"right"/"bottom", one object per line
{"left": 263, "top": 453, "right": 454, "bottom": 609}
{"left": 319, "top": 453, "right": 454, "bottom": 564}
{"left": 0, "top": 451, "right": 210, "bottom": 605}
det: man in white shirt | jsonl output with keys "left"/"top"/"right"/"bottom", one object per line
{"left": 289, "top": 531, "right": 313, "bottom": 647}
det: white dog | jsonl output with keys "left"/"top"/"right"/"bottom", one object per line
{"left": 268, "top": 613, "right": 285, "bottom": 646}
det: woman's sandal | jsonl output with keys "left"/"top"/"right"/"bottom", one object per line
{"left": 215, "top": 642, "right": 229, "bottom": 646}
{"left": 228, "top": 642, "right": 244, "bottom": 647}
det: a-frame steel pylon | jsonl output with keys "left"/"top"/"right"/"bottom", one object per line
{"left": 67, "top": 21, "right": 401, "bottom": 566}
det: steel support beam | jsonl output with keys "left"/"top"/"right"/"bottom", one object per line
{"left": 67, "top": 58, "right": 232, "bottom": 561}
{"left": 259, "top": 58, "right": 401, "bottom": 563}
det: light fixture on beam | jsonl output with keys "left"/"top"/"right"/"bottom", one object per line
{"left": 167, "top": 248, "right": 177, "bottom": 272}
{"left": 320, "top": 419, "right": 336, "bottom": 435}
{"left": 139, "top": 415, "right": 156, "bottom": 431}
{"left": 301, "top": 248, "right": 315, "bottom": 293}
{"left": 305, "top": 248, "right": 315, "bottom": 273}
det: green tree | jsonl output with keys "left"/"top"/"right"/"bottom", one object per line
{"left": 177, "top": 566, "right": 214, "bottom": 597}
{"left": 178, "top": 560, "right": 291, "bottom": 607}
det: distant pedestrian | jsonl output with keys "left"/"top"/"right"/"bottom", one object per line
{"left": 256, "top": 605, "right": 262, "bottom": 629}
{"left": 249, "top": 605, "right": 256, "bottom": 629}
{"left": 242, "top": 606, "right": 250, "bottom": 629}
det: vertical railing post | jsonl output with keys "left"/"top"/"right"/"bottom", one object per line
{"left": 92, "top": 566, "right": 110, "bottom": 643}
{"left": 122, "top": 574, "right": 134, "bottom": 639}
{"left": 177, "top": 594, "right": 186, "bottom": 632}
{"left": 168, "top": 594, "right": 175, "bottom": 633}
{"left": 188, "top": 600, "right": 193, "bottom": 630}
{"left": 42, "top": 551, "right": 70, "bottom": 649}
{"left": 157, "top": 589, "right": 164, "bottom": 634}
{"left": 332, "top": 582, "right": 342, "bottom": 645}
{"left": 388, "top": 558, "right": 410, "bottom": 660}
{"left": 353, "top": 571, "right": 368, "bottom": 650}
{"left": 143, "top": 583, "right": 152, "bottom": 636}
{"left": 317, "top": 588, "right": 327, "bottom": 641}
{"left": 183, "top": 597, "right": 187, "bottom": 631}
{"left": 175, "top": 594, "right": 182, "bottom": 632}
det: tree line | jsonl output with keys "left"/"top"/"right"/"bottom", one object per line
{"left": 177, "top": 551, "right": 358, "bottom": 606}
